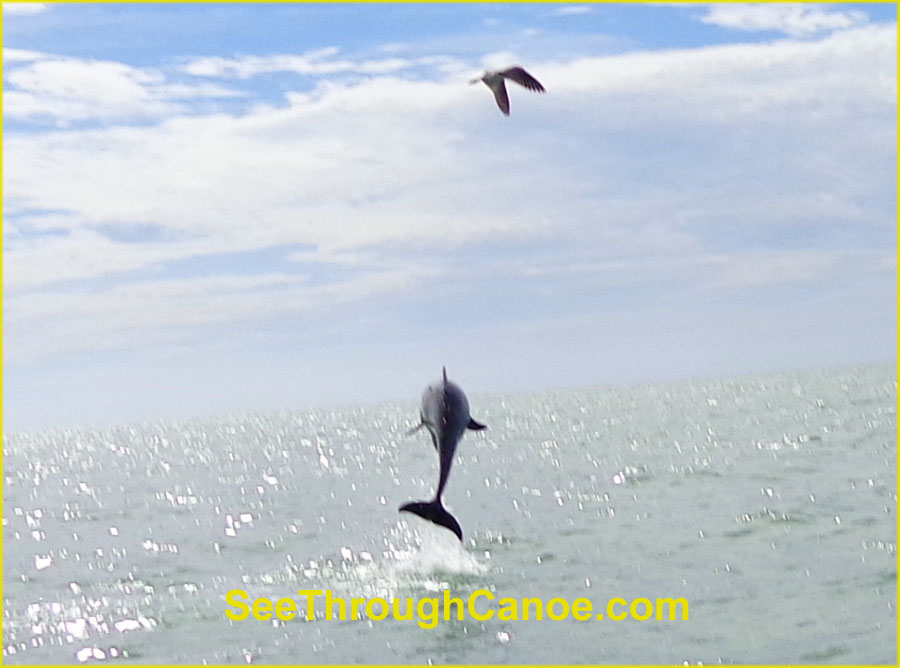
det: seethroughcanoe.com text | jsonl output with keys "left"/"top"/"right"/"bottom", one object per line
{"left": 226, "top": 589, "right": 689, "bottom": 628}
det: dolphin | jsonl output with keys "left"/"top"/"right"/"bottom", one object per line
{"left": 400, "top": 367, "right": 487, "bottom": 541}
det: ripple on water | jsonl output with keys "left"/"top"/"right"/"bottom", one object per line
{"left": 251, "top": 523, "right": 490, "bottom": 607}
{"left": 2, "top": 364, "right": 895, "bottom": 664}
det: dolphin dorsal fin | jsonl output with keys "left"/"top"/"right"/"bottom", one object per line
{"left": 442, "top": 366, "right": 447, "bottom": 384}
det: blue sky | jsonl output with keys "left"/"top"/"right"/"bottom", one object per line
{"left": 3, "top": 2, "right": 897, "bottom": 431}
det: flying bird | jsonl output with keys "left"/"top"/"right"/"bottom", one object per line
{"left": 470, "top": 66, "right": 545, "bottom": 115}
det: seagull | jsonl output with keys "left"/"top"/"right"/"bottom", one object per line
{"left": 470, "top": 66, "right": 545, "bottom": 116}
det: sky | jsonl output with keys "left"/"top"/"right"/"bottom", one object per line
{"left": 2, "top": 2, "right": 897, "bottom": 431}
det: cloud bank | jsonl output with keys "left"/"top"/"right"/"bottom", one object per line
{"left": 3, "top": 11, "right": 896, "bottom": 428}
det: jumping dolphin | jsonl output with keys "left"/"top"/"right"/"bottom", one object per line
{"left": 400, "top": 367, "right": 487, "bottom": 541}
{"left": 470, "top": 66, "right": 545, "bottom": 115}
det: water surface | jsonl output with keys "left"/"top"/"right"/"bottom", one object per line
{"left": 3, "top": 364, "right": 896, "bottom": 663}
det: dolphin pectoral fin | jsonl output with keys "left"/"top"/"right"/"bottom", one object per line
{"left": 406, "top": 421, "right": 425, "bottom": 436}
{"left": 467, "top": 418, "right": 487, "bottom": 431}
{"left": 399, "top": 500, "right": 463, "bottom": 542}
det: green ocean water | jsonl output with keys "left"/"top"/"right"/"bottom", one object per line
{"left": 3, "top": 364, "right": 895, "bottom": 664}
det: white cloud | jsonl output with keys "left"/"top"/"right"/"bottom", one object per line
{"left": 3, "top": 23, "right": 895, "bottom": 367}
{"left": 3, "top": 54, "right": 244, "bottom": 124}
{"left": 7, "top": 58, "right": 163, "bottom": 109}
{"left": 479, "top": 51, "right": 521, "bottom": 71}
{"left": 4, "top": 263, "right": 439, "bottom": 361}
{"left": 3, "top": 47, "right": 49, "bottom": 61}
{"left": 698, "top": 3, "right": 868, "bottom": 37}
{"left": 538, "top": 22, "right": 894, "bottom": 99}
{"left": 2, "top": 2, "right": 48, "bottom": 16}
{"left": 5, "top": 231, "right": 173, "bottom": 291}
{"left": 180, "top": 47, "right": 420, "bottom": 79}
{"left": 552, "top": 6, "right": 593, "bottom": 17}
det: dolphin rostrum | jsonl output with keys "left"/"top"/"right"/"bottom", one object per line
{"left": 400, "top": 367, "right": 487, "bottom": 541}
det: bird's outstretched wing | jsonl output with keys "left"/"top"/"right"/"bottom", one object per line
{"left": 500, "top": 67, "right": 545, "bottom": 93}
{"left": 488, "top": 80, "right": 511, "bottom": 115}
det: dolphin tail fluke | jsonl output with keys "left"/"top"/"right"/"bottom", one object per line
{"left": 399, "top": 500, "right": 463, "bottom": 542}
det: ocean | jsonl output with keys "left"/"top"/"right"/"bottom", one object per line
{"left": 3, "top": 364, "right": 896, "bottom": 664}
